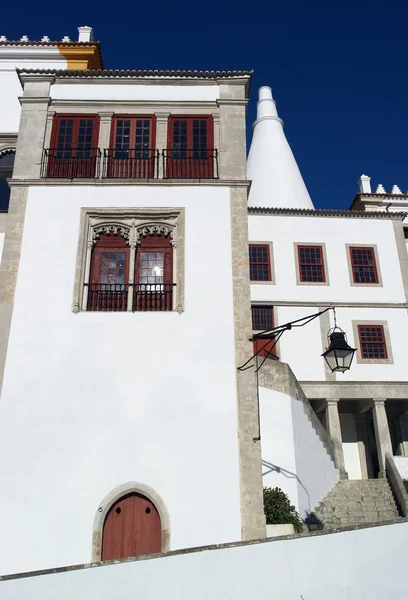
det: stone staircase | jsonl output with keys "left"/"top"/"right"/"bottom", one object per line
{"left": 306, "top": 479, "right": 401, "bottom": 530}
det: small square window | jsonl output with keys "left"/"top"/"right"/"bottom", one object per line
{"left": 349, "top": 247, "right": 378, "bottom": 284}
{"left": 298, "top": 245, "right": 325, "bottom": 283}
{"left": 358, "top": 325, "right": 387, "bottom": 359}
{"left": 249, "top": 245, "right": 271, "bottom": 281}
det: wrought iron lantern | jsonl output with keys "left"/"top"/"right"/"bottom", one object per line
{"left": 322, "top": 327, "right": 356, "bottom": 373}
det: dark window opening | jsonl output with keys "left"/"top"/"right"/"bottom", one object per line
{"left": 249, "top": 244, "right": 271, "bottom": 281}
{"left": 350, "top": 247, "right": 378, "bottom": 284}
{"left": 0, "top": 152, "right": 15, "bottom": 212}
{"left": 358, "top": 325, "right": 388, "bottom": 359}
{"left": 298, "top": 245, "right": 325, "bottom": 282}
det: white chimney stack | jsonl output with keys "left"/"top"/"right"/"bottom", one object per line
{"left": 247, "top": 86, "right": 314, "bottom": 210}
{"left": 77, "top": 26, "right": 94, "bottom": 42}
{"left": 358, "top": 174, "right": 371, "bottom": 194}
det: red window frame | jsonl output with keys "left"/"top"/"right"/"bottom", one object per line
{"left": 167, "top": 115, "right": 214, "bottom": 178}
{"left": 134, "top": 234, "right": 174, "bottom": 311}
{"left": 106, "top": 115, "right": 157, "bottom": 178}
{"left": 349, "top": 246, "right": 378, "bottom": 284}
{"left": 48, "top": 115, "right": 100, "bottom": 177}
{"left": 88, "top": 233, "right": 129, "bottom": 312}
{"left": 357, "top": 325, "right": 388, "bottom": 359}
{"left": 251, "top": 305, "right": 277, "bottom": 359}
{"left": 50, "top": 114, "right": 100, "bottom": 149}
{"left": 249, "top": 244, "right": 271, "bottom": 282}
{"left": 297, "top": 245, "right": 326, "bottom": 283}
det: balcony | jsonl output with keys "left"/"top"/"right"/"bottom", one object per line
{"left": 85, "top": 283, "right": 176, "bottom": 312}
{"left": 42, "top": 149, "right": 219, "bottom": 179}
{"left": 41, "top": 148, "right": 101, "bottom": 178}
{"left": 102, "top": 149, "right": 159, "bottom": 179}
{"left": 162, "top": 149, "right": 218, "bottom": 179}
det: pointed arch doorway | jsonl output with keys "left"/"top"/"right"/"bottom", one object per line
{"left": 101, "top": 493, "right": 161, "bottom": 561}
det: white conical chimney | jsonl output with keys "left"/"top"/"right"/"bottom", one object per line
{"left": 247, "top": 86, "right": 314, "bottom": 209}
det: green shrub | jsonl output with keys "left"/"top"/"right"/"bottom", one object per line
{"left": 263, "top": 487, "right": 303, "bottom": 533}
{"left": 403, "top": 480, "right": 408, "bottom": 494}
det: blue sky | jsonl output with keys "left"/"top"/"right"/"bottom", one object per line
{"left": 4, "top": 1, "right": 407, "bottom": 208}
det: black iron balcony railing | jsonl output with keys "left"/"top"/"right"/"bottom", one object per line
{"left": 42, "top": 148, "right": 101, "bottom": 178}
{"left": 133, "top": 283, "right": 175, "bottom": 312}
{"left": 103, "top": 149, "right": 159, "bottom": 179}
{"left": 86, "top": 283, "right": 129, "bottom": 312}
{"left": 163, "top": 149, "right": 218, "bottom": 179}
{"left": 85, "top": 283, "right": 176, "bottom": 312}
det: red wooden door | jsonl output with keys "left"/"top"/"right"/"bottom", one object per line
{"left": 167, "top": 116, "right": 214, "bottom": 178}
{"left": 102, "top": 494, "right": 161, "bottom": 561}
{"left": 134, "top": 234, "right": 173, "bottom": 311}
{"left": 48, "top": 115, "right": 99, "bottom": 177}
{"left": 108, "top": 116, "right": 156, "bottom": 178}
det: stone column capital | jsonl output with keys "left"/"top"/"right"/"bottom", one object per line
{"left": 373, "top": 398, "right": 387, "bottom": 406}
{"left": 154, "top": 112, "right": 171, "bottom": 121}
{"left": 98, "top": 112, "right": 114, "bottom": 121}
{"left": 326, "top": 399, "right": 340, "bottom": 406}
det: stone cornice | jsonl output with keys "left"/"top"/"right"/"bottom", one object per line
{"left": 248, "top": 206, "right": 407, "bottom": 220}
{"left": 50, "top": 100, "right": 219, "bottom": 110}
{"left": 216, "top": 99, "right": 248, "bottom": 106}
{"left": 9, "top": 178, "right": 251, "bottom": 188}
{"left": 18, "top": 96, "right": 52, "bottom": 106}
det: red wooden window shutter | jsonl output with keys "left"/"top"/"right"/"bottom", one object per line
{"left": 251, "top": 305, "right": 277, "bottom": 359}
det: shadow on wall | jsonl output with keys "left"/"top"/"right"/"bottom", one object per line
{"left": 262, "top": 459, "right": 311, "bottom": 516}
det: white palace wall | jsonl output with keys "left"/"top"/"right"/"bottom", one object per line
{"left": 249, "top": 214, "right": 408, "bottom": 382}
{"left": 2, "top": 521, "right": 407, "bottom": 600}
{"left": 0, "top": 184, "right": 242, "bottom": 575}
{"left": 260, "top": 387, "right": 338, "bottom": 519}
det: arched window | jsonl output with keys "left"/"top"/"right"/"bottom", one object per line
{"left": 85, "top": 222, "right": 176, "bottom": 312}
{"left": 0, "top": 151, "right": 15, "bottom": 212}
{"left": 73, "top": 209, "right": 185, "bottom": 314}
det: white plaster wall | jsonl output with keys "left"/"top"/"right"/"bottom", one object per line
{"left": 260, "top": 386, "right": 338, "bottom": 519}
{"left": 3, "top": 521, "right": 408, "bottom": 599}
{"left": 0, "top": 184, "right": 242, "bottom": 575}
{"left": 260, "top": 387, "right": 298, "bottom": 509}
{"left": 340, "top": 414, "right": 362, "bottom": 479}
{"left": 393, "top": 456, "right": 408, "bottom": 479}
{"left": 51, "top": 83, "right": 220, "bottom": 102}
{"left": 249, "top": 215, "right": 408, "bottom": 382}
{"left": 249, "top": 215, "right": 405, "bottom": 304}
{"left": 291, "top": 394, "right": 338, "bottom": 516}
{"left": 275, "top": 305, "right": 326, "bottom": 381}
{"left": 0, "top": 53, "right": 67, "bottom": 132}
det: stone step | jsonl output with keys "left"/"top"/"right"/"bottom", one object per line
{"left": 306, "top": 478, "right": 401, "bottom": 531}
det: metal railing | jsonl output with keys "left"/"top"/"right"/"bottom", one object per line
{"left": 133, "top": 283, "right": 175, "bottom": 312}
{"left": 85, "top": 283, "right": 129, "bottom": 312}
{"left": 163, "top": 149, "right": 218, "bottom": 179}
{"left": 41, "top": 148, "right": 219, "bottom": 179}
{"left": 102, "top": 149, "right": 159, "bottom": 179}
{"left": 85, "top": 283, "right": 176, "bottom": 312}
{"left": 42, "top": 148, "right": 101, "bottom": 178}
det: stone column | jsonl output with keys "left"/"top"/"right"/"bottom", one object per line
{"left": 155, "top": 112, "right": 170, "bottom": 178}
{"left": 217, "top": 82, "right": 248, "bottom": 180}
{"left": 97, "top": 112, "right": 114, "bottom": 178}
{"left": 212, "top": 112, "right": 220, "bottom": 178}
{"left": 13, "top": 74, "right": 54, "bottom": 179}
{"left": 372, "top": 399, "right": 393, "bottom": 476}
{"left": 326, "top": 400, "right": 348, "bottom": 478}
{"left": 44, "top": 111, "right": 56, "bottom": 151}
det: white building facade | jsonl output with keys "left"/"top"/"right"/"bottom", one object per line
{"left": 0, "top": 27, "right": 407, "bottom": 578}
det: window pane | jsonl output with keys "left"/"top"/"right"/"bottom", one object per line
{"left": 298, "top": 246, "right": 325, "bottom": 282}
{"left": 350, "top": 247, "right": 378, "bottom": 283}
{"left": 252, "top": 305, "right": 273, "bottom": 331}
{"left": 249, "top": 245, "right": 271, "bottom": 281}
{"left": 358, "top": 325, "right": 387, "bottom": 359}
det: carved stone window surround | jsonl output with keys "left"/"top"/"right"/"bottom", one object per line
{"left": 73, "top": 207, "right": 185, "bottom": 314}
